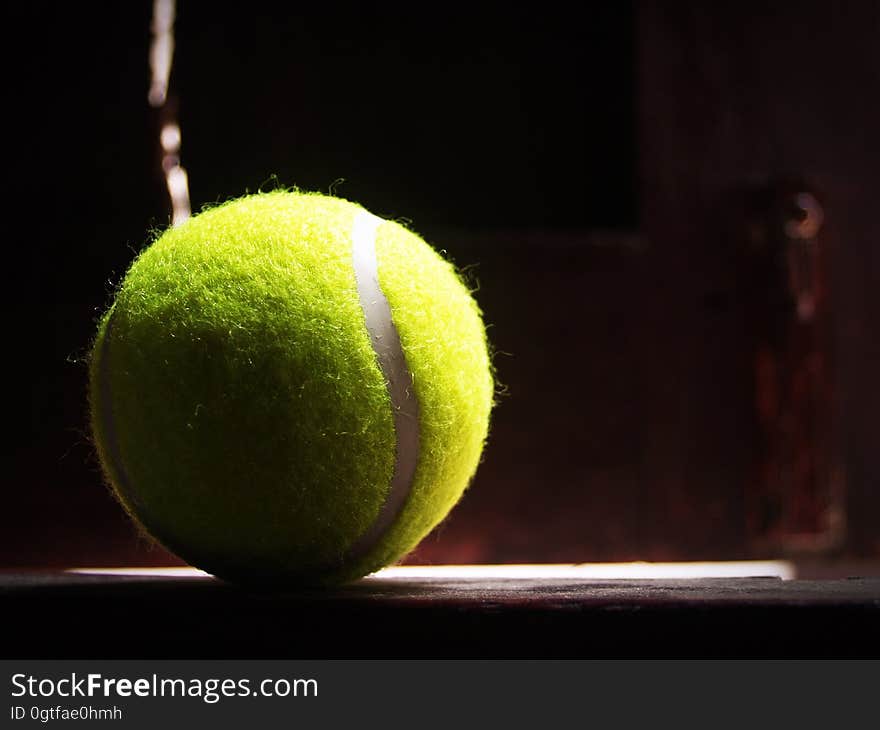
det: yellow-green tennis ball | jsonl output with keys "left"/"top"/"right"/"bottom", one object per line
{"left": 89, "top": 191, "right": 493, "bottom": 585}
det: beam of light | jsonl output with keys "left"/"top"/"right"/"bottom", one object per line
{"left": 149, "top": 0, "right": 191, "bottom": 226}
{"left": 69, "top": 567, "right": 211, "bottom": 578}
{"left": 165, "top": 165, "right": 191, "bottom": 226}
{"left": 68, "top": 561, "right": 796, "bottom": 581}
{"left": 160, "top": 121, "right": 181, "bottom": 151}
{"left": 375, "top": 562, "right": 796, "bottom": 580}
{"left": 148, "top": 0, "right": 175, "bottom": 108}
{"left": 161, "top": 122, "right": 190, "bottom": 225}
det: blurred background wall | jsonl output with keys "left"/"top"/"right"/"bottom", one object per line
{"left": 5, "top": 1, "right": 878, "bottom": 569}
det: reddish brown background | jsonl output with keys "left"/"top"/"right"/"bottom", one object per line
{"left": 5, "top": 1, "right": 879, "bottom": 569}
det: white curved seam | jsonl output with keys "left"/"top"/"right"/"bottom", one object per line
{"left": 347, "top": 211, "right": 420, "bottom": 561}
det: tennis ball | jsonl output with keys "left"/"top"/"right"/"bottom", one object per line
{"left": 89, "top": 191, "right": 493, "bottom": 585}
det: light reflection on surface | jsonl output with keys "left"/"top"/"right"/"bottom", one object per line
{"left": 69, "top": 561, "right": 796, "bottom": 581}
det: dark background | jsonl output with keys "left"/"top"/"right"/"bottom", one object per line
{"left": 4, "top": 1, "right": 878, "bottom": 570}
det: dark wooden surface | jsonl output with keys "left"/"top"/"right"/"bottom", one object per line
{"left": 3, "top": 572, "right": 878, "bottom": 658}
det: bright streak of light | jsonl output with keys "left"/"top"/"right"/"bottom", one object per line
{"left": 376, "top": 562, "right": 796, "bottom": 580}
{"left": 160, "top": 122, "right": 181, "bottom": 152}
{"left": 148, "top": 0, "right": 175, "bottom": 107}
{"left": 69, "top": 567, "right": 211, "bottom": 578}
{"left": 149, "top": 1, "right": 191, "bottom": 226}
{"left": 166, "top": 165, "right": 191, "bottom": 226}
{"left": 161, "top": 122, "right": 190, "bottom": 225}
{"left": 69, "top": 561, "right": 796, "bottom": 581}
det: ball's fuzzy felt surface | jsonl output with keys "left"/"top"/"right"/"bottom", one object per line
{"left": 89, "top": 191, "right": 494, "bottom": 585}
